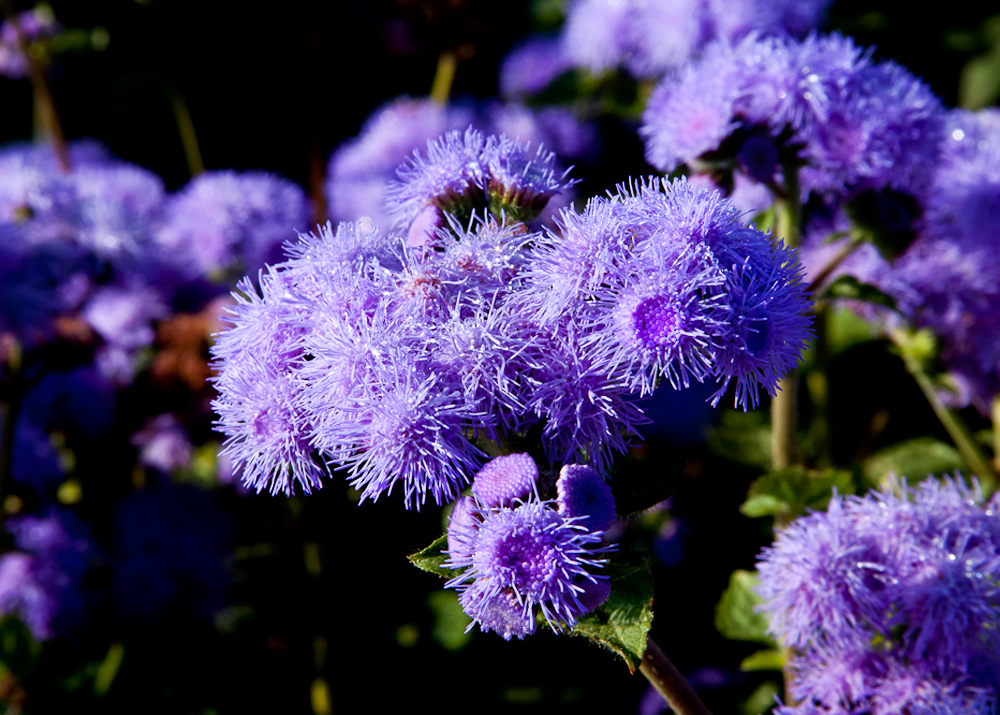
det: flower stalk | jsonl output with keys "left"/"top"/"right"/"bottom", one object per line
{"left": 639, "top": 636, "right": 713, "bottom": 715}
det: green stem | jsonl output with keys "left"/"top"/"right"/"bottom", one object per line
{"left": 169, "top": 85, "right": 204, "bottom": 178}
{"left": 430, "top": 51, "right": 457, "bottom": 105}
{"left": 639, "top": 636, "right": 713, "bottom": 715}
{"left": 770, "top": 167, "right": 802, "bottom": 469}
{"left": 889, "top": 328, "right": 997, "bottom": 490}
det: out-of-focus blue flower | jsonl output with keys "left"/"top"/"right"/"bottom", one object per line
{"left": 0, "top": 511, "right": 92, "bottom": 640}
{"left": 641, "top": 34, "right": 943, "bottom": 205}
{"left": 499, "top": 35, "right": 571, "bottom": 98}
{"left": 132, "top": 414, "right": 194, "bottom": 473}
{"left": 0, "top": 7, "right": 58, "bottom": 79}
{"left": 157, "top": 171, "right": 310, "bottom": 283}
{"left": 560, "top": 0, "right": 830, "bottom": 79}
{"left": 757, "top": 476, "right": 1000, "bottom": 713}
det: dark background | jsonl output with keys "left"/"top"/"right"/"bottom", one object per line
{"left": 2, "top": 1, "right": 997, "bottom": 713}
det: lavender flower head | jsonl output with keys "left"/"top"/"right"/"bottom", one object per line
{"left": 641, "top": 33, "right": 944, "bottom": 205}
{"left": 0, "top": 6, "right": 58, "bottom": 79}
{"left": 325, "top": 97, "right": 475, "bottom": 227}
{"left": 757, "top": 476, "right": 1000, "bottom": 712}
{"left": 157, "top": 171, "right": 310, "bottom": 282}
{"left": 561, "top": 0, "right": 831, "bottom": 79}
{"left": 385, "top": 127, "right": 576, "bottom": 245}
{"left": 446, "top": 454, "right": 615, "bottom": 640}
{"left": 519, "top": 176, "right": 813, "bottom": 410}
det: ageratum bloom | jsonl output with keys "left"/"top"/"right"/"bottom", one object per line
{"left": 520, "top": 176, "right": 812, "bottom": 410}
{"left": 446, "top": 455, "right": 615, "bottom": 640}
{"left": 385, "top": 128, "right": 575, "bottom": 244}
{"left": 641, "top": 33, "right": 943, "bottom": 206}
{"left": 757, "top": 476, "right": 1000, "bottom": 713}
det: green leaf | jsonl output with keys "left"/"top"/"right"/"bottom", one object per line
{"left": 862, "top": 437, "right": 965, "bottom": 487}
{"left": 714, "top": 570, "right": 773, "bottom": 645}
{"left": 93, "top": 643, "right": 124, "bottom": 696}
{"left": 427, "top": 591, "right": 472, "bottom": 651}
{"left": 0, "top": 615, "right": 41, "bottom": 679}
{"left": 742, "top": 680, "right": 782, "bottom": 715}
{"left": 740, "top": 648, "right": 785, "bottom": 672}
{"left": 408, "top": 534, "right": 455, "bottom": 579}
{"left": 572, "top": 567, "right": 654, "bottom": 673}
{"left": 706, "top": 409, "right": 772, "bottom": 470}
{"left": 741, "top": 466, "right": 854, "bottom": 521}
{"left": 820, "top": 275, "right": 897, "bottom": 311}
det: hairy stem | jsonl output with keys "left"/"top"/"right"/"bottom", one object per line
{"left": 771, "top": 167, "right": 802, "bottom": 469}
{"left": 889, "top": 328, "right": 997, "bottom": 490}
{"left": 639, "top": 636, "right": 713, "bottom": 715}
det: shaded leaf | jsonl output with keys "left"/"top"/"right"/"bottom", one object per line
{"left": 706, "top": 410, "right": 771, "bottom": 470}
{"left": 740, "top": 648, "right": 785, "bottom": 672}
{"left": 742, "top": 680, "right": 782, "bottom": 715}
{"left": 862, "top": 436, "right": 965, "bottom": 487}
{"left": 715, "top": 570, "right": 773, "bottom": 645}
{"left": 741, "top": 466, "right": 854, "bottom": 521}
{"left": 408, "top": 534, "right": 454, "bottom": 579}
{"left": 820, "top": 275, "right": 897, "bottom": 311}
{"left": 572, "top": 567, "right": 654, "bottom": 673}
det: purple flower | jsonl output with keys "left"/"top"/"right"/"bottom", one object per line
{"left": 446, "top": 494, "right": 613, "bottom": 640}
{"left": 325, "top": 97, "right": 474, "bottom": 227}
{"left": 499, "top": 35, "right": 571, "bottom": 97}
{"left": 157, "top": 170, "right": 310, "bottom": 282}
{"left": 386, "top": 127, "right": 576, "bottom": 243}
{"left": 0, "top": 511, "right": 92, "bottom": 640}
{"left": 757, "top": 476, "right": 1000, "bottom": 711}
{"left": 556, "top": 464, "right": 616, "bottom": 533}
{"left": 132, "top": 414, "right": 194, "bottom": 473}
{"left": 471, "top": 452, "right": 539, "bottom": 508}
{"left": 0, "top": 7, "right": 59, "bottom": 79}
{"left": 641, "top": 34, "right": 943, "bottom": 204}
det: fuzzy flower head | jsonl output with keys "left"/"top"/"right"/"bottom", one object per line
{"left": 446, "top": 454, "right": 616, "bottom": 640}
{"left": 447, "top": 497, "right": 613, "bottom": 640}
{"left": 641, "top": 33, "right": 943, "bottom": 206}
{"left": 386, "top": 128, "right": 576, "bottom": 245}
{"left": 471, "top": 453, "right": 539, "bottom": 508}
{"left": 157, "top": 171, "right": 310, "bottom": 282}
{"left": 757, "top": 475, "right": 1000, "bottom": 711}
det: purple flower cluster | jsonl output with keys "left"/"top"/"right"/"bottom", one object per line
{"left": 325, "top": 97, "right": 594, "bottom": 230}
{"left": 519, "top": 177, "right": 813, "bottom": 413}
{"left": 445, "top": 454, "right": 615, "bottom": 640}
{"left": 213, "top": 132, "right": 812, "bottom": 506}
{"left": 641, "top": 33, "right": 943, "bottom": 209}
{"left": 798, "top": 107, "right": 1000, "bottom": 411}
{"left": 0, "top": 142, "right": 310, "bottom": 362}
{"left": 549, "top": 0, "right": 831, "bottom": 81}
{"left": 757, "top": 476, "right": 1000, "bottom": 714}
